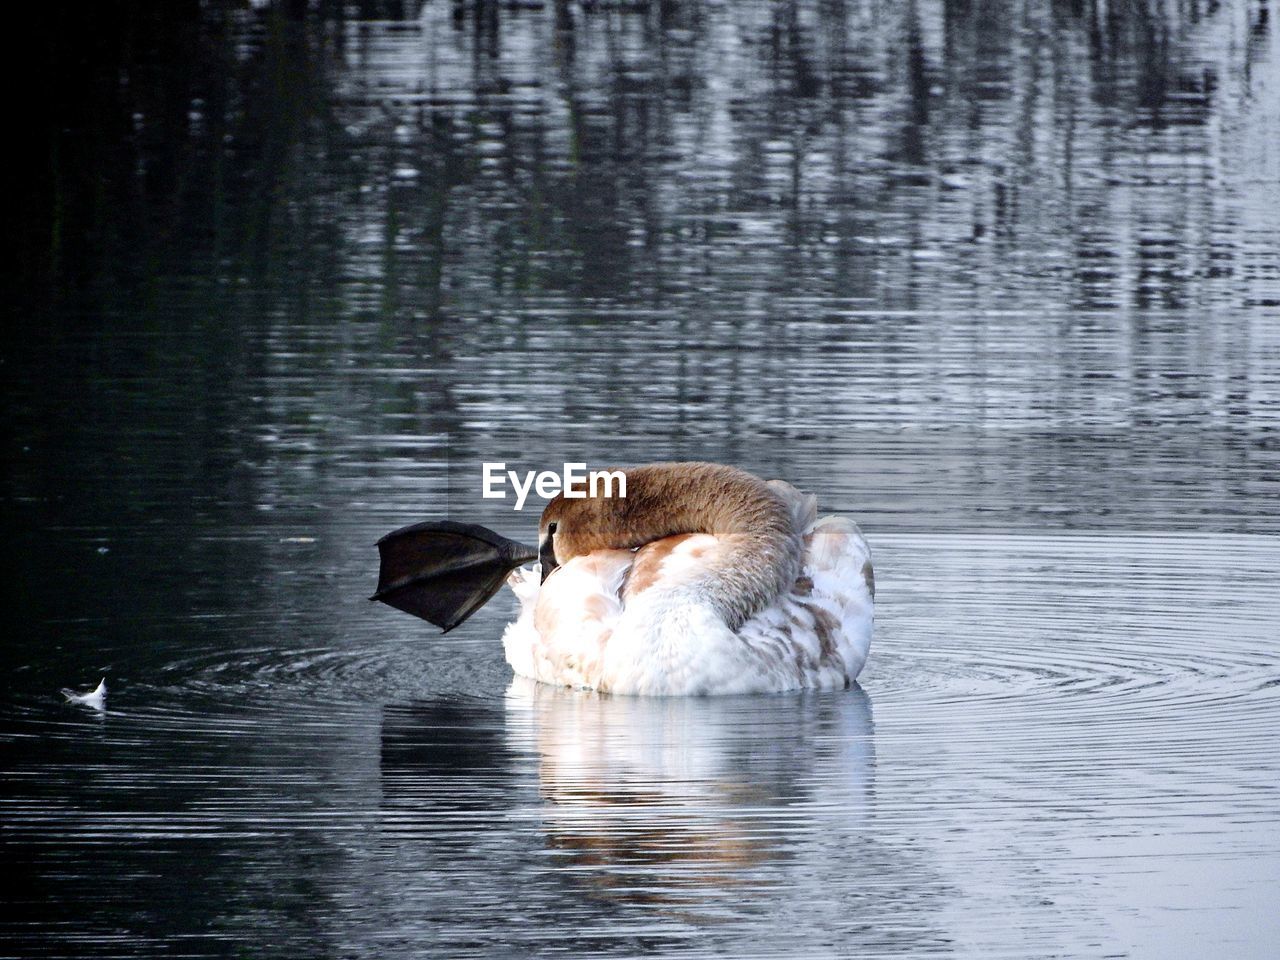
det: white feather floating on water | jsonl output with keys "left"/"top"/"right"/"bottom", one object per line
{"left": 61, "top": 678, "right": 107, "bottom": 711}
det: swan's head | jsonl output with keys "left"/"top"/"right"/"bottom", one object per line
{"left": 537, "top": 489, "right": 632, "bottom": 584}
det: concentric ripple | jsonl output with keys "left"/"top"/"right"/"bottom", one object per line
{"left": 869, "top": 533, "right": 1279, "bottom": 721}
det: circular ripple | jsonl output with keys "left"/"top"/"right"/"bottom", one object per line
{"left": 864, "top": 533, "right": 1280, "bottom": 762}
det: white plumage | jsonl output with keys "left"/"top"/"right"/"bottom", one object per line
{"left": 503, "top": 481, "right": 873, "bottom": 696}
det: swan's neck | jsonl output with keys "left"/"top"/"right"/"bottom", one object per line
{"left": 546, "top": 462, "right": 803, "bottom": 628}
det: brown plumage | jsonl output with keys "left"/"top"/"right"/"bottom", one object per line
{"left": 539, "top": 462, "right": 803, "bottom": 630}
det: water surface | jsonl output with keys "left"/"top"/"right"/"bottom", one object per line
{"left": 4, "top": 0, "right": 1279, "bottom": 956}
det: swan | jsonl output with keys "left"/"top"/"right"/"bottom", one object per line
{"left": 372, "top": 462, "right": 873, "bottom": 695}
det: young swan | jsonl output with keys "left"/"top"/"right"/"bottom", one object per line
{"left": 503, "top": 462, "right": 874, "bottom": 696}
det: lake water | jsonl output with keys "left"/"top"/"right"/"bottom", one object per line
{"left": 5, "top": 0, "right": 1280, "bottom": 956}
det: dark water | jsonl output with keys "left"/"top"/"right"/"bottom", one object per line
{"left": 4, "top": 0, "right": 1280, "bottom": 956}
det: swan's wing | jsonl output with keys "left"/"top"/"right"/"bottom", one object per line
{"left": 802, "top": 516, "right": 875, "bottom": 678}
{"left": 621, "top": 534, "right": 720, "bottom": 602}
{"left": 735, "top": 517, "right": 874, "bottom": 688}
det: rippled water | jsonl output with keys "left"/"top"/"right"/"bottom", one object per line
{"left": 5, "top": 0, "right": 1280, "bottom": 956}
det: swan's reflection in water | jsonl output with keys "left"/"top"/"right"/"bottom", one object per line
{"left": 502, "top": 678, "right": 875, "bottom": 908}
{"left": 377, "top": 682, "right": 945, "bottom": 954}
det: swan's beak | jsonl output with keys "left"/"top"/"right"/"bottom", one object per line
{"left": 539, "top": 536, "right": 559, "bottom": 583}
